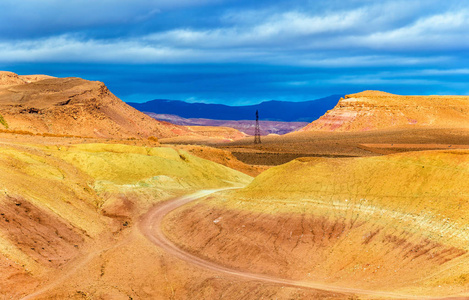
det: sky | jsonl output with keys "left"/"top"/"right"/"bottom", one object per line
{"left": 1, "top": 0, "right": 469, "bottom": 105}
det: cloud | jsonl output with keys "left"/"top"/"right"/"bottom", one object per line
{"left": 136, "top": 3, "right": 469, "bottom": 58}
{"left": 2, "top": 0, "right": 469, "bottom": 102}
{"left": 357, "top": 9, "right": 469, "bottom": 51}
{"left": 0, "top": 0, "right": 221, "bottom": 39}
{"left": 1, "top": 0, "right": 469, "bottom": 65}
{"left": 145, "top": 8, "right": 368, "bottom": 48}
{"left": 0, "top": 34, "right": 454, "bottom": 69}
{"left": 0, "top": 36, "right": 195, "bottom": 63}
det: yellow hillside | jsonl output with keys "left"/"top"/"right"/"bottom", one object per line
{"left": 242, "top": 150, "right": 469, "bottom": 220}
{"left": 164, "top": 150, "right": 469, "bottom": 297}
{"left": 0, "top": 143, "right": 109, "bottom": 297}
{"left": 0, "top": 141, "right": 252, "bottom": 298}
{"left": 53, "top": 143, "right": 252, "bottom": 187}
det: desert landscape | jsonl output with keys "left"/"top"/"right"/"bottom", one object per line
{"left": 1, "top": 70, "right": 469, "bottom": 299}
{"left": 1, "top": 1, "right": 469, "bottom": 299}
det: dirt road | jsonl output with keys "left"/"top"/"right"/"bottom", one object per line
{"left": 21, "top": 188, "right": 467, "bottom": 299}
{"left": 139, "top": 188, "right": 433, "bottom": 299}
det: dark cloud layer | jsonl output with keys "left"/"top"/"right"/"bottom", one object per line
{"left": 1, "top": 0, "right": 468, "bottom": 104}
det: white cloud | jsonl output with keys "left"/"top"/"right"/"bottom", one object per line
{"left": 311, "top": 55, "right": 449, "bottom": 67}
{"left": 142, "top": 4, "right": 469, "bottom": 54}
{"left": 0, "top": 35, "right": 269, "bottom": 64}
{"left": 419, "top": 69, "right": 469, "bottom": 75}
{"left": 1, "top": 2, "right": 469, "bottom": 68}
{"left": 328, "top": 76, "right": 442, "bottom": 86}
{"left": 0, "top": 36, "right": 194, "bottom": 63}
{"left": 285, "top": 81, "right": 310, "bottom": 86}
{"left": 0, "top": 33, "right": 457, "bottom": 68}
{"left": 357, "top": 9, "right": 469, "bottom": 50}
{"left": 146, "top": 9, "right": 367, "bottom": 48}
{"left": 370, "top": 68, "right": 469, "bottom": 79}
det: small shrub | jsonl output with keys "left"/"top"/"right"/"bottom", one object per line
{"left": 148, "top": 136, "right": 159, "bottom": 143}
{"left": 0, "top": 114, "right": 8, "bottom": 129}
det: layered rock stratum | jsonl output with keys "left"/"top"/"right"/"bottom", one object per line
{"left": 300, "top": 90, "right": 469, "bottom": 132}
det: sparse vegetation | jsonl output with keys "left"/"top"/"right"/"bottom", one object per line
{"left": 148, "top": 136, "right": 158, "bottom": 143}
{"left": 0, "top": 113, "right": 8, "bottom": 128}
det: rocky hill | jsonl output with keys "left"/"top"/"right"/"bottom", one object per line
{"left": 0, "top": 71, "right": 193, "bottom": 139}
{"left": 300, "top": 90, "right": 469, "bottom": 132}
{"left": 0, "top": 71, "right": 55, "bottom": 85}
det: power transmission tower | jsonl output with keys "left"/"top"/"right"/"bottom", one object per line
{"left": 254, "top": 110, "right": 261, "bottom": 144}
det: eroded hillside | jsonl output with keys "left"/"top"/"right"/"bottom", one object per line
{"left": 164, "top": 150, "right": 469, "bottom": 298}
{"left": 300, "top": 90, "right": 469, "bottom": 132}
{"left": 0, "top": 71, "right": 194, "bottom": 139}
{"left": 0, "top": 141, "right": 252, "bottom": 299}
{"left": 6, "top": 72, "right": 469, "bottom": 299}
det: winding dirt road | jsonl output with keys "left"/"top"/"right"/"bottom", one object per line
{"left": 139, "top": 188, "right": 433, "bottom": 299}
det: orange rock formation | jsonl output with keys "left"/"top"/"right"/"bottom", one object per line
{"left": 300, "top": 90, "right": 469, "bottom": 132}
{"left": 0, "top": 71, "right": 193, "bottom": 139}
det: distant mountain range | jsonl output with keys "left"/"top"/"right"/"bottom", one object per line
{"left": 145, "top": 113, "right": 309, "bottom": 135}
{"left": 127, "top": 95, "right": 342, "bottom": 123}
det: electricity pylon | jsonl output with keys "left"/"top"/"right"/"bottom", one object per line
{"left": 254, "top": 110, "right": 261, "bottom": 144}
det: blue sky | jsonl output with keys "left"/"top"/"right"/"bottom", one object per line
{"left": 1, "top": 0, "right": 469, "bottom": 105}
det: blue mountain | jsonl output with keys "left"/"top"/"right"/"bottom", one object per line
{"left": 127, "top": 95, "right": 342, "bottom": 122}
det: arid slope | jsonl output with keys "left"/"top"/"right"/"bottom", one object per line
{"left": 0, "top": 143, "right": 109, "bottom": 298}
{"left": 164, "top": 150, "right": 469, "bottom": 297}
{"left": 0, "top": 141, "right": 252, "bottom": 299}
{"left": 0, "top": 71, "right": 192, "bottom": 139}
{"left": 173, "top": 144, "right": 270, "bottom": 177}
{"left": 300, "top": 90, "right": 469, "bottom": 132}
